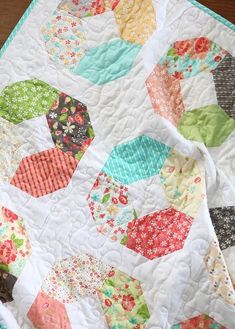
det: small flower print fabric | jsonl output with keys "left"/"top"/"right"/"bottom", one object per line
{"left": 124, "top": 208, "right": 193, "bottom": 260}
{"left": 42, "top": 254, "right": 112, "bottom": 303}
{"left": 28, "top": 254, "right": 150, "bottom": 329}
{"left": 0, "top": 206, "right": 30, "bottom": 278}
{"left": 209, "top": 206, "right": 235, "bottom": 250}
{"left": 41, "top": 10, "right": 86, "bottom": 69}
{"left": 98, "top": 268, "right": 150, "bottom": 329}
{"left": 145, "top": 64, "right": 185, "bottom": 125}
{"left": 171, "top": 314, "right": 227, "bottom": 329}
{"left": 159, "top": 150, "right": 205, "bottom": 218}
{"left": 0, "top": 80, "right": 59, "bottom": 124}
{"left": 204, "top": 239, "right": 235, "bottom": 306}
{"left": 87, "top": 172, "right": 134, "bottom": 235}
{"left": 46, "top": 92, "right": 94, "bottom": 159}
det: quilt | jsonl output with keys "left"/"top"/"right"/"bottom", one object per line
{"left": 0, "top": 0, "right": 234, "bottom": 328}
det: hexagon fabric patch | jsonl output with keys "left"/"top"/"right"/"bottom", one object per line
{"left": 46, "top": 92, "right": 94, "bottom": 160}
{"left": 87, "top": 171, "right": 134, "bottom": 235}
{"left": 123, "top": 208, "right": 193, "bottom": 260}
{"left": 178, "top": 105, "right": 235, "bottom": 147}
{"left": 213, "top": 53, "right": 235, "bottom": 119}
{"left": 41, "top": 9, "right": 86, "bottom": 69}
{"left": 171, "top": 314, "right": 227, "bottom": 329}
{"left": 114, "top": 0, "right": 156, "bottom": 46}
{"left": 0, "top": 205, "right": 30, "bottom": 303}
{"left": 158, "top": 37, "right": 227, "bottom": 80}
{"left": 0, "top": 118, "right": 23, "bottom": 183}
{"left": 10, "top": 148, "right": 78, "bottom": 198}
{"left": 204, "top": 239, "right": 235, "bottom": 306}
{"left": 0, "top": 269, "right": 17, "bottom": 304}
{"left": 0, "top": 206, "right": 31, "bottom": 278}
{"left": 102, "top": 135, "right": 171, "bottom": 185}
{"left": 42, "top": 254, "right": 112, "bottom": 303}
{"left": 159, "top": 150, "right": 205, "bottom": 218}
{"left": 27, "top": 291, "right": 72, "bottom": 329}
{"left": 0, "top": 79, "right": 59, "bottom": 124}
{"left": 28, "top": 254, "right": 150, "bottom": 329}
{"left": 145, "top": 64, "right": 185, "bottom": 125}
{"left": 98, "top": 268, "right": 150, "bottom": 328}
{"left": 73, "top": 39, "right": 141, "bottom": 85}
{"left": 58, "top": 0, "right": 120, "bottom": 17}
{"left": 209, "top": 206, "right": 235, "bottom": 250}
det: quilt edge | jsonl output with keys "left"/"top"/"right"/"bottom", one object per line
{"left": 0, "top": 0, "right": 234, "bottom": 60}
{"left": 0, "top": 0, "right": 38, "bottom": 59}
{"left": 188, "top": 0, "right": 235, "bottom": 31}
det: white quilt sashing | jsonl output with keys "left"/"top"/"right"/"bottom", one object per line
{"left": 0, "top": 0, "right": 234, "bottom": 328}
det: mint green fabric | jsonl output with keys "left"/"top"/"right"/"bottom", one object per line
{"left": 73, "top": 39, "right": 141, "bottom": 85}
{"left": 178, "top": 105, "right": 235, "bottom": 147}
{"left": 102, "top": 135, "right": 171, "bottom": 184}
{"left": 0, "top": 79, "right": 59, "bottom": 124}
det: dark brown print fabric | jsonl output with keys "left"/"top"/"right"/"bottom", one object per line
{"left": 0, "top": 268, "right": 17, "bottom": 303}
{"left": 209, "top": 206, "right": 235, "bottom": 250}
{"left": 46, "top": 92, "right": 94, "bottom": 160}
{"left": 213, "top": 53, "right": 235, "bottom": 119}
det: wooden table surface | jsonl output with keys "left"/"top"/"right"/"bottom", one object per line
{"left": 0, "top": 0, "right": 234, "bottom": 48}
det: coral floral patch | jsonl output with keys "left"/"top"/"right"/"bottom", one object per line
{"left": 124, "top": 208, "right": 193, "bottom": 259}
{"left": 27, "top": 291, "right": 72, "bottom": 329}
{"left": 11, "top": 148, "right": 78, "bottom": 197}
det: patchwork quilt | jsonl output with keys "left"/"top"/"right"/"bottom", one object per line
{"left": 0, "top": 0, "right": 234, "bottom": 328}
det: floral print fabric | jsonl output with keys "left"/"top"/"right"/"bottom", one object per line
{"left": 87, "top": 171, "right": 134, "bottom": 235}
{"left": 159, "top": 37, "right": 227, "bottom": 80}
{"left": 0, "top": 79, "right": 59, "bottom": 124}
{"left": 46, "top": 92, "right": 94, "bottom": 159}
{"left": 209, "top": 206, "right": 235, "bottom": 250}
{"left": 171, "top": 314, "right": 227, "bottom": 329}
{"left": 42, "top": 254, "right": 112, "bottom": 303}
{"left": 145, "top": 64, "right": 185, "bottom": 125}
{"left": 124, "top": 208, "right": 193, "bottom": 260}
{"left": 0, "top": 206, "right": 30, "bottom": 278}
{"left": 29, "top": 254, "right": 150, "bottom": 329}
{"left": 98, "top": 268, "right": 150, "bottom": 329}
{"left": 41, "top": 0, "right": 156, "bottom": 84}
{"left": 160, "top": 150, "right": 205, "bottom": 218}
{"left": 58, "top": 0, "right": 120, "bottom": 17}
{"left": 204, "top": 239, "right": 235, "bottom": 306}
{"left": 41, "top": 10, "right": 86, "bottom": 69}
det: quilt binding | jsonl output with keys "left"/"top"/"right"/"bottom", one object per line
{"left": 0, "top": 0, "right": 234, "bottom": 60}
